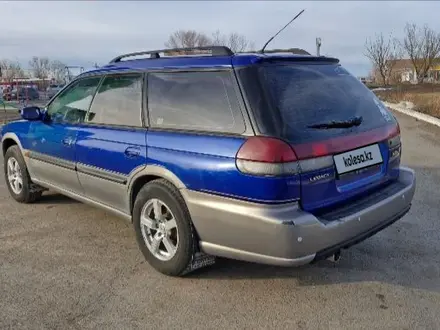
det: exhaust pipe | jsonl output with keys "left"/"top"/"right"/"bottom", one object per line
{"left": 326, "top": 250, "right": 341, "bottom": 263}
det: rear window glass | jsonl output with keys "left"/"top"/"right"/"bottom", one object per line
{"left": 258, "top": 63, "right": 396, "bottom": 143}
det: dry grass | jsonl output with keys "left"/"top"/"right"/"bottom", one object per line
{"left": 374, "top": 84, "right": 440, "bottom": 118}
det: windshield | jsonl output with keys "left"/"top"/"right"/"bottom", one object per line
{"left": 254, "top": 63, "right": 396, "bottom": 144}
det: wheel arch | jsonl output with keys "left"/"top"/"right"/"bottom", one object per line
{"left": 128, "top": 165, "right": 187, "bottom": 216}
{"left": 1, "top": 133, "right": 23, "bottom": 156}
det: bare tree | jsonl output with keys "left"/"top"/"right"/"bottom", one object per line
{"left": 211, "top": 30, "right": 226, "bottom": 48}
{"left": 49, "top": 60, "right": 67, "bottom": 83}
{"left": 165, "top": 29, "right": 255, "bottom": 54}
{"left": 228, "top": 32, "right": 255, "bottom": 53}
{"left": 165, "top": 30, "right": 211, "bottom": 52}
{"left": 0, "top": 59, "right": 25, "bottom": 81}
{"left": 29, "top": 56, "right": 51, "bottom": 79}
{"left": 402, "top": 23, "right": 440, "bottom": 83}
{"left": 211, "top": 30, "right": 255, "bottom": 53}
{"left": 364, "top": 33, "right": 401, "bottom": 86}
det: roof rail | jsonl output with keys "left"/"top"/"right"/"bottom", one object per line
{"left": 109, "top": 46, "right": 234, "bottom": 63}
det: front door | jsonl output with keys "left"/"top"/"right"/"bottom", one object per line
{"left": 27, "top": 76, "right": 102, "bottom": 194}
{"left": 75, "top": 73, "right": 147, "bottom": 213}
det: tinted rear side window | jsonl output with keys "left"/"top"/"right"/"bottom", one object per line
{"left": 87, "top": 73, "right": 143, "bottom": 127}
{"left": 257, "top": 63, "right": 396, "bottom": 143}
{"left": 147, "top": 71, "right": 245, "bottom": 134}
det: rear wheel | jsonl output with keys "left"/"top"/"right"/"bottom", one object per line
{"left": 133, "top": 179, "right": 214, "bottom": 276}
{"left": 4, "top": 145, "right": 43, "bottom": 203}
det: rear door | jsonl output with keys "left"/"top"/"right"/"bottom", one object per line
{"left": 75, "top": 72, "right": 147, "bottom": 213}
{"left": 256, "top": 62, "right": 400, "bottom": 212}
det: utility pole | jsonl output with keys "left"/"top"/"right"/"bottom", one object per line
{"left": 64, "top": 66, "right": 85, "bottom": 84}
{"left": 316, "top": 37, "right": 321, "bottom": 56}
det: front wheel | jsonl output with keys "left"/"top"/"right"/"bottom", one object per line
{"left": 4, "top": 145, "right": 43, "bottom": 203}
{"left": 133, "top": 179, "right": 214, "bottom": 276}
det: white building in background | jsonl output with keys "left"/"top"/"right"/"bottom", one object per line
{"left": 390, "top": 58, "right": 440, "bottom": 83}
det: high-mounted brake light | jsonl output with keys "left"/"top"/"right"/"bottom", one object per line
{"left": 236, "top": 137, "right": 299, "bottom": 176}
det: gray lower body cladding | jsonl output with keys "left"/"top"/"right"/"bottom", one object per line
{"left": 182, "top": 166, "right": 416, "bottom": 266}
{"left": 311, "top": 204, "right": 411, "bottom": 263}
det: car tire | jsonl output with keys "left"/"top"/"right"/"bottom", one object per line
{"left": 4, "top": 145, "right": 43, "bottom": 203}
{"left": 133, "top": 179, "right": 209, "bottom": 277}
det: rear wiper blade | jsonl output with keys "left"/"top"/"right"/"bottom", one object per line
{"left": 307, "top": 116, "right": 363, "bottom": 129}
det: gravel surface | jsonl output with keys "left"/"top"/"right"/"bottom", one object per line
{"left": 0, "top": 111, "right": 439, "bottom": 330}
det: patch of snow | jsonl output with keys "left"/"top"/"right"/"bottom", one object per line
{"left": 394, "top": 101, "right": 415, "bottom": 110}
{"left": 371, "top": 87, "right": 393, "bottom": 92}
{"left": 383, "top": 101, "right": 440, "bottom": 128}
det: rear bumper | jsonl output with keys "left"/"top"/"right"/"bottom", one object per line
{"left": 183, "top": 166, "right": 416, "bottom": 266}
{"left": 311, "top": 204, "right": 410, "bottom": 263}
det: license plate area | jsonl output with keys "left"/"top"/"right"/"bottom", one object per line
{"left": 333, "top": 144, "right": 383, "bottom": 175}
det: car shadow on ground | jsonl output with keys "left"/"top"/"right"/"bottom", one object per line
{"left": 37, "top": 192, "right": 80, "bottom": 205}
{"left": 189, "top": 243, "right": 439, "bottom": 293}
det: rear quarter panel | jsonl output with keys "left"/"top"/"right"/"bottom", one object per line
{"left": 147, "top": 130, "right": 301, "bottom": 203}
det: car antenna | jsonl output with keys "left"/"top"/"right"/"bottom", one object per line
{"left": 259, "top": 9, "right": 305, "bottom": 53}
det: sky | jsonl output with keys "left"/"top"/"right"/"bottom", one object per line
{"left": 1, "top": 0, "right": 440, "bottom": 77}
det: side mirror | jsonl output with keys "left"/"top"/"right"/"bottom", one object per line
{"left": 21, "top": 106, "right": 42, "bottom": 121}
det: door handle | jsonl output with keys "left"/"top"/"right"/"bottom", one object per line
{"left": 125, "top": 146, "right": 141, "bottom": 158}
{"left": 62, "top": 137, "right": 75, "bottom": 147}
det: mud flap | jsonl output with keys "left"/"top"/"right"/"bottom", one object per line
{"left": 182, "top": 252, "right": 216, "bottom": 275}
{"left": 29, "top": 182, "right": 47, "bottom": 194}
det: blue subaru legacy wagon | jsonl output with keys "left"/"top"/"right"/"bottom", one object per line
{"left": 1, "top": 46, "right": 416, "bottom": 276}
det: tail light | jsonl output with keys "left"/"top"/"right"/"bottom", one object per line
{"left": 236, "top": 123, "right": 401, "bottom": 177}
{"left": 388, "top": 123, "right": 401, "bottom": 163}
{"left": 235, "top": 137, "right": 299, "bottom": 176}
{"left": 235, "top": 137, "right": 332, "bottom": 176}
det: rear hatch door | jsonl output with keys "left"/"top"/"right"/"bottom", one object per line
{"left": 259, "top": 62, "right": 400, "bottom": 212}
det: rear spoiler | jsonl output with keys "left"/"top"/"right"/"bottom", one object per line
{"left": 258, "top": 55, "right": 340, "bottom": 64}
